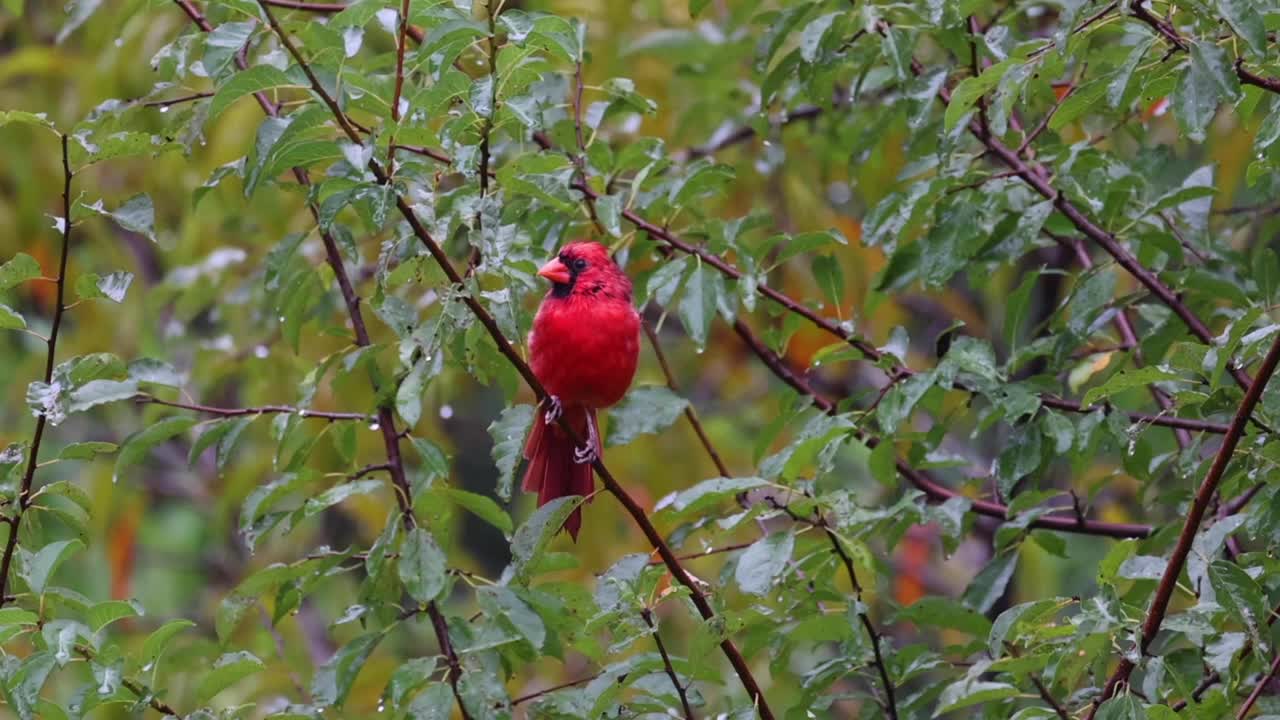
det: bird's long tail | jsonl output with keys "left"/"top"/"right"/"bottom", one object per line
{"left": 522, "top": 401, "right": 599, "bottom": 540}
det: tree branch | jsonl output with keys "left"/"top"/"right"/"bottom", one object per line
{"left": 731, "top": 319, "right": 1154, "bottom": 539}
{"left": 1087, "top": 330, "right": 1280, "bottom": 717}
{"left": 643, "top": 321, "right": 731, "bottom": 477}
{"left": 384, "top": 0, "right": 412, "bottom": 178}
{"left": 641, "top": 607, "right": 696, "bottom": 720}
{"left": 136, "top": 395, "right": 375, "bottom": 422}
{"left": 249, "top": 4, "right": 776, "bottom": 715}
{"left": 0, "top": 133, "right": 74, "bottom": 607}
{"left": 1236, "top": 652, "right": 1280, "bottom": 720}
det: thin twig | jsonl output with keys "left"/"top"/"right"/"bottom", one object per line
{"left": 0, "top": 133, "right": 74, "bottom": 607}
{"left": 643, "top": 321, "right": 731, "bottom": 477}
{"left": 772, "top": 495, "right": 898, "bottom": 719}
{"left": 641, "top": 607, "right": 696, "bottom": 720}
{"left": 511, "top": 675, "right": 599, "bottom": 705}
{"left": 144, "top": 91, "right": 214, "bottom": 108}
{"left": 1237, "top": 652, "right": 1280, "bottom": 719}
{"left": 137, "top": 395, "right": 374, "bottom": 422}
{"left": 76, "top": 646, "right": 182, "bottom": 717}
{"left": 385, "top": 0, "right": 412, "bottom": 178}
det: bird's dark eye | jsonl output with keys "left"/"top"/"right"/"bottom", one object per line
{"left": 571, "top": 257, "right": 588, "bottom": 272}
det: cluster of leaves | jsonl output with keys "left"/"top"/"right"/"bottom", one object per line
{"left": 3, "top": 0, "right": 1280, "bottom": 718}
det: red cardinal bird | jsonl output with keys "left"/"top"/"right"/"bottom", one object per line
{"left": 522, "top": 241, "right": 640, "bottom": 539}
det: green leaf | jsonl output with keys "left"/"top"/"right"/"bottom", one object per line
{"left": 56, "top": 0, "right": 103, "bottom": 43}
{"left": 1208, "top": 560, "right": 1268, "bottom": 652}
{"left": 407, "top": 683, "right": 454, "bottom": 719}
{"left": 86, "top": 599, "right": 142, "bottom": 633}
{"left": 1217, "top": 0, "right": 1266, "bottom": 58}
{"left": 811, "top": 255, "right": 844, "bottom": 310}
{"left": 510, "top": 496, "right": 582, "bottom": 581}
{"left": 1109, "top": 37, "right": 1156, "bottom": 108}
{"left": 127, "top": 358, "right": 184, "bottom": 387}
{"left": 81, "top": 194, "right": 156, "bottom": 242}
{"left": 945, "top": 59, "right": 1013, "bottom": 130}
{"left": 313, "top": 633, "right": 382, "bottom": 707}
{"left": 196, "top": 651, "right": 264, "bottom": 703}
{"left": 595, "top": 194, "right": 622, "bottom": 237}
{"left": 139, "top": 619, "right": 196, "bottom": 672}
{"left": 734, "top": 531, "right": 793, "bottom": 596}
{"left": 0, "top": 111, "right": 54, "bottom": 132}
{"left": 302, "top": 479, "right": 382, "bottom": 517}
{"left": 1173, "top": 41, "right": 1240, "bottom": 142}
{"left": 398, "top": 528, "right": 447, "bottom": 604}
{"left": 75, "top": 271, "right": 133, "bottom": 302}
{"left": 0, "top": 608, "right": 39, "bottom": 630}
{"left": 894, "top": 597, "right": 993, "bottom": 637}
{"left": 988, "top": 598, "right": 1069, "bottom": 656}
{"left": 1095, "top": 694, "right": 1145, "bottom": 720}
{"left": 5, "top": 651, "right": 55, "bottom": 720}
{"left": 1081, "top": 366, "right": 1181, "bottom": 406}
{"left": 488, "top": 404, "right": 533, "bottom": 502}
{"left": 478, "top": 586, "right": 545, "bottom": 650}
{"left": 678, "top": 263, "right": 720, "bottom": 348}
{"left": 605, "top": 385, "right": 689, "bottom": 447}
{"left": 656, "top": 476, "right": 765, "bottom": 519}
{"left": 799, "top": 12, "right": 838, "bottom": 63}
{"left": 210, "top": 65, "right": 296, "bottom": 120}
{"left": 936, "top": 678, "right": 1020, "bottom": 714}
{"left": 443, "top": 488, "right": 512, "bottom": 534}
{"left": 0, "top": 253, "right": 41, "bottom": 290}
{"left": 0, "top": 303, "right": 26, "bottom": 330}
{"left": 21, "top": 539, "right": 84, "bottom": 596}
{"left": 962, "top": 551, "right": 1018, "bottom": 614}
{"left": 1049, "top": 75, "right": 1111, "bottom": 131}
{"left": 396, "top": 359, "right": 429, "bottom": 426}
{"left": 114, "top": 416, "right": 197, "bottom": 482}
{"left": 410, "top": 436, "right": 450, "bottom": 480}
{"left": 188, "top": 417, "right": 240, "bottom": 466}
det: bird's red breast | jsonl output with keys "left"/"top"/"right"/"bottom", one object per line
{"left": 528, "top": 242, "right": 640, "bottom": 409}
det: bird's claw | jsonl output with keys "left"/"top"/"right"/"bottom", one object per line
{"left": 573, "top": 411, "right": 600, "bottom": 465}
{"left": 544, "top": 395, "right": 563, "bottom": 425}
{"left": 573, "top": 443, "right": 598, "bottom": 465}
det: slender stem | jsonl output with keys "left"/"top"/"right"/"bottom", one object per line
{"left": 511, "top": 674, "right": 598, "bottom": 705}
{"left": 1088, "top": 331, "right": 1280, "bottom": 718}
{"left": 385, "top": 0, "right": 411, "bottom": 178}
{"left": 643, "top": 321, "right": 731, "bottom": 477}
{"left": 262, "top": 0, "right": 345, "bottom": 9}
{"left": 0, "top": 133, "right": 74, "bottom": 607}
{"left": 469, "top": 1, "right": 499, "bottom": 275}
{"left": 144, "top": 91, "right": 214, "bottom": 108}
{"left": 641, "top": 608, "right": 696, "bottom": 720}
{"left": 1237, "top": 652, "right": 1280, "bottom": 719}
{"left": 650, "top": 541, "right": 757, "bottom": 564}
{"left": 799, "top": 503, "right": 898, "bottom": 719}
{"left": 78, "top": 646, "right": 182, "bottom": 717}
{"left": 137, "top": 395, "right": 374, "bottom": 422}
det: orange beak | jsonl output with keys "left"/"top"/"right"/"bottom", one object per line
{"left": 537, "top": 257, "right": 572, "bottom": 284}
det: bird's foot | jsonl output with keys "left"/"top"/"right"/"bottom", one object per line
{"left": 544, "top": 395, "right": 563, "bottom": 425}
{"left": 573, "top": 414, "right": 599, "bottom": 465}
{"left": 573, "top": 443, "right": 598, "bottom": 465}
